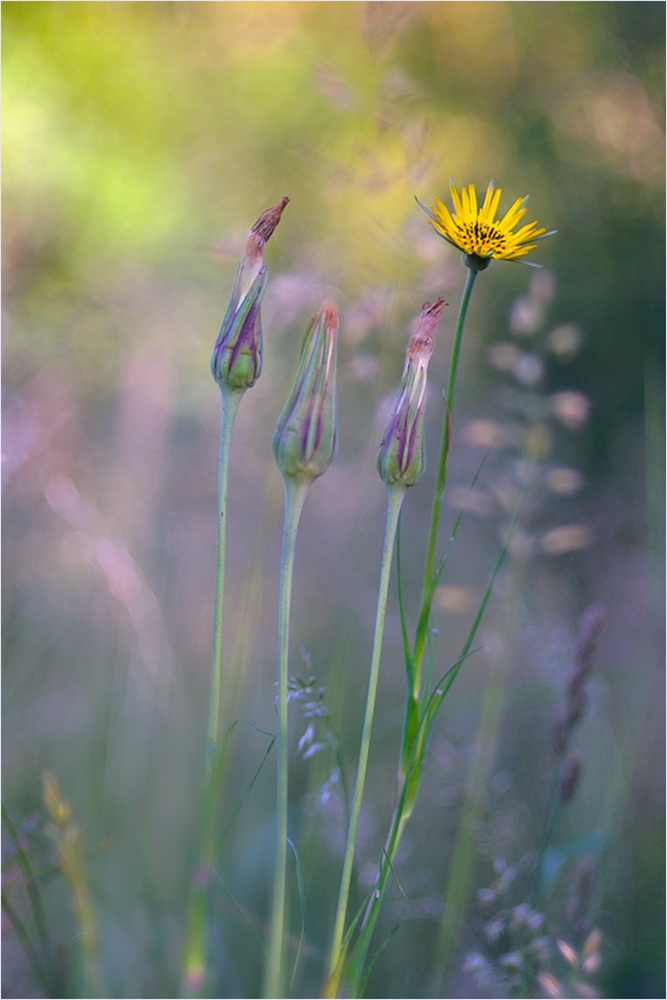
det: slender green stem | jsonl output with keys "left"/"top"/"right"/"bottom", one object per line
{"left": 345, "top": 452, "right": 533, "bottom": 997}
{"left": 207, "top": 386, "right": 244, "bottom": 780}
{"left": 340, "top": 267, "right": 482, "bottom": 996}
{"left": 415, "top": 266, "right": 478, "bottom": 695}
{"left": 185, "top": 385, "right": 243, "bottom": 996}
{"left": 328, "top": 484, "right": 406, "bottom": 981}
{"left": 264, "top": 478, "right": 308, "bottom": 1000}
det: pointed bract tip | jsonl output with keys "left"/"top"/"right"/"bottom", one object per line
{"left": 318, "top": 300, "right": 339, "bottom": 331}
{"left": 250, "top": 196, "right": 290, "bottom": 249}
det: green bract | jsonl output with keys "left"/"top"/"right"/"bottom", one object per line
{"left": 210, "top": 263, "right": 267, "bottom": 391}
{"left": 272, "top": 303, "right": 339, "bottom": 484}
{"left": 376, "top": 298, "right": 446, "bottom": 488}
{"left": 210, "top": 197, "right": 289, "bottom": 392}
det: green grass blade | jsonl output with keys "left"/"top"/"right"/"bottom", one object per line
{"left": 423, "top": 644, "right": 487, "bottom": 732}
{"left": 211, "top": 866, "right": 267, "bottom": 957}
{"left": 423, "top": 460, "right": 533, "bottom": 739}
{"left": 412, "top": 448, "right": 491, "bottom": 692}
{"left": 287, "top": 837, "right": 306, "bottom": 992}
{"left": 2, "top": 806, "right": 52, "bottom": 970}
{"left": 359, "top": 918, "right": 403, "bottom": 998}
{"left": 203, "top": 720, "right": 239, "bottom": 830}
{"left": 380, "top": 848, "right": 409, "bottom": 902}
{"left": 214, "top": 733, "right": 276, "bottom": 859}
{"left": 2, "top": 805, "right": 53, "bottom": 857}
{"left": 1, "top": 890, "right": 52, "bottom": 994}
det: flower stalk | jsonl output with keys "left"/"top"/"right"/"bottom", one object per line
{"left": 335, "top": 184, "right": 551, "bottom": 995}
{"left": 207, "top": 196, "right": 289, "bottom": 777}
{"left": 265, "top": 303, "right": 338, "bottom": 999}
{"left": 327, "top": 300, "right": 444, "bottom": 991}
{"left": 184, "top": 198, "right": 288, "bottom": 997}
{"left": 327, "top": 482, "right": 406, "bottom": 989}
{"left": 265, "top": 478, "right": 308, "bottom": 1000}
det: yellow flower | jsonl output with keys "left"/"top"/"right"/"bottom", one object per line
{"left": 419, "top": 180, "right": 554, "bottom": 267}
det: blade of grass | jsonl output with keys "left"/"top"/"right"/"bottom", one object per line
{"left": 431, "top": 655, "right": 510, "bottom": 989}
{"left": 322, "top": 887, "right": 376, "bottom": 999}
{"left": 423, "top": 459, "right": 534, "bottom": 739}
{"left": 2, "top": 806, "right": 53, "bottom": 856}
{"left": 287, "top": 837, "right": 306, "bottom": 992}
{"left": 214, "top": 733, "right": 276, "bottom": 858}
{"left": 211, "top": 866, "right": 267, "bottom": 957}
{"left": 412, "top": 446, "right": 491, "bottom": 698}
{"left": 1, "top": 891, "right": 52, "bottom": 994}
{"left": 381, "top": 848, "right": 409, "bottom": 902}
{"left": 183, "top": 719, "right": 240, "bottom": 998}
{"left": 359, "top": 918, "right": 403, "bottom": 998}
{"left": 2, "top": 806, "right": 51, "bottom": 968}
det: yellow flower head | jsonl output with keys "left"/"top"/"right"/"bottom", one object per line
{"left": 419, "top": 180, "right": 554, "bottom": 268}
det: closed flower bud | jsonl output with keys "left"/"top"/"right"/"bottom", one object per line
{"left": 376, "top": 298, "right": 446, "bottom": 487}
{"left": 272, "top": 303, "right": 338, "bottom": 484}
{"left": 211, "top": 197, "right": 289, "bottom": 391}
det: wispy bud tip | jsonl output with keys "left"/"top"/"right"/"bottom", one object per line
{"left": 408, "top": 297, "right": 447, "bottom": 362}
{"left": 249, "top": 196, "right": 290, "bottom": 251}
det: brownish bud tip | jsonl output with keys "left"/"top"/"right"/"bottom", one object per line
{"left": 319, "top": 300, "right": 339, "bottom": 332}
{"left": 408, "top": 297, "right": 447, "bottom": 363}
{"left": 249, "top": 196, "right": 290, "bottom": 250}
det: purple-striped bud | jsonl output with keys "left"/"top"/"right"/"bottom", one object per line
{"left": 272, "top": 303, "right": 338, "bottom": 484}
{"left": 376, "top": 298, "right": 446, "bottom": 487}
{"left": 211, "top": 197, "right": 289, "bottom": 391}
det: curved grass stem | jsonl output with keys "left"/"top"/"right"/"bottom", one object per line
{"left": 264, "top": 478, "right": 308, "bottom": 1000}
{"left": 327, "top": 484, "right": 406, "bottom": 986}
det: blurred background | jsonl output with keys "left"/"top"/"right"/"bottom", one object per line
{"left": 2, "top": 3, "right": 664, "bottom": 998}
